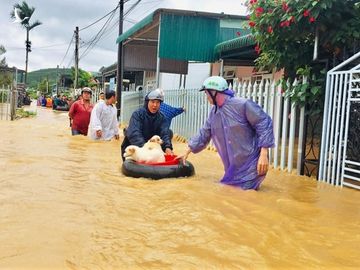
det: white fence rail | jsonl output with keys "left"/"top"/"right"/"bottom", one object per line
{"left": 120, "top": 79, "right": 306, "bottom": 175}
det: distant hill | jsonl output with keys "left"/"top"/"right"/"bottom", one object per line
{"left": 27, "top": 68, "right": 72, "bottom": 88}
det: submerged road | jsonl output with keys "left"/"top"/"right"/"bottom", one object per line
{"left": 0, "top": 105, "right": 359, "bottom": 269}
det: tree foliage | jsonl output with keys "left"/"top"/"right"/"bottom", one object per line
{"left": 71, "top": 67, "right": 97, "bottom": 88}
{"left": 247, "top": 0, "right": 360, "bottom": 111}
{"left": 27, "top": 68, "right": 72, "bottom": 89}
{"left": 10, "top": 1, "right": 42, "bottom": 83}
{"left": 0, "top": 44, "right": 12, "bottom": 86}
{"left": 37, "top": 79, "right": 49, "bottom": 95}
{"left": 10, "top": 1, "right": 42, "bottom": 31}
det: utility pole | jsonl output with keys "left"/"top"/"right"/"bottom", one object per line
{"left": 10, "top": 68, "right": 18, "bottom": 121}
{"left": 74, "top": 26, "right": 79, "bottom": 91}
{"left": 46, "top": 75, "right": 49, "bottom": 94}
{"left": 24, "top": 29, "right": 31, "bottom": 84}
{"left": 116, "top": 0, "right": 124, "bottom": 118}
{"left": 56, "top": 64, "right": 59, "bottom": 95}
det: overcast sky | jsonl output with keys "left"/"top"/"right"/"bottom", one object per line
{"left": 1, "top": 0, "right": 248, "bottom": 72}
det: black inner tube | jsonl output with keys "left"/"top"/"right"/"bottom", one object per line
{"left": 122, "top": 159, "right": 195, "bottom": 180}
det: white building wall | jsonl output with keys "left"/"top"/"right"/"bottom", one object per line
{"left": 159, "top": 62, "right": 211, "bottom": 90}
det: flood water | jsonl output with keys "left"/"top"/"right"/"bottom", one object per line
{"left": 0, "top": 104, "right": 359, "bottom": 269}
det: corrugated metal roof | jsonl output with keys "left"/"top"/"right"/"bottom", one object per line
{"left": 159, "top": 14, "right": 220, "bottom": 62}
{"left": 214, "top": 34, "right": 256, "bottom": 54}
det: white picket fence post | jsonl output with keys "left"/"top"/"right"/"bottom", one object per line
{"left": 287, "top": 79, "right": 298, "bottom": 173}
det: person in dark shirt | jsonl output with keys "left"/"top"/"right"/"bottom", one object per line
{"left": 121, "top": 88, "right": 173, "bottom": 161}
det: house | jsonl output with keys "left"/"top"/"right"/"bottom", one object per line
{"left": 105, "top": 8, "right": 284, "bottom": 92}
{"left": 0, "top": 66, "right": 26, "bottom": 85}
{"left": 108, "top": 8, "right": 251, "bottom": 91}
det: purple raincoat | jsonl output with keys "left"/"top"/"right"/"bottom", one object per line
{"left": 188, "top": 96, "right": 275, "bottom": 190}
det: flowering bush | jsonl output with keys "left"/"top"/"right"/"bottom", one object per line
{"left": 247, "top": 0, "right": 360, "bottom": 110}
{"left": 248, "top": 0, "right": 360, "bottom": 74}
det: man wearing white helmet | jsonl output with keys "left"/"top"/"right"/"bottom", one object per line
{"left": 181, "top": 76, "right": 275, "bottom": 190}
{"left": 121, "top": 88, "right": 173, "bottom": 160}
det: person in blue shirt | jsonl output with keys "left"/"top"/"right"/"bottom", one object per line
{"left": 41, "top": 95, "right": 47, "bottom": 107}
{"left": 160, "top": 102, "right": 185, "bottom": 139}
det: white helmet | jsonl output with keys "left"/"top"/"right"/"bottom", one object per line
{"left": 200, "top": 76, "right": 228, "bottom": 92}
{"left": 145, "top": 88, "right": 164, "bottom": 102}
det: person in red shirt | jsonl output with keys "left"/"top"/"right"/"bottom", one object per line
{"left": 68, "top": 87, "right": 94, "bottom": 136}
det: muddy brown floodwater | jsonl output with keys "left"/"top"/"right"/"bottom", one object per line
{"left": 0, "top": 104, "right": 359, "bottom": 269}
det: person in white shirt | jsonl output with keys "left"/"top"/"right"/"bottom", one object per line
{"left": 98, "top": 92, "right": 105, "bottom": 101}
{"left": 88, "top": 90, "right": 119, "bottom": 141}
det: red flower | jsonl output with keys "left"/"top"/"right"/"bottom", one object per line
{"left": 267, "top": 26, "right": 273, "bottom": 34}
{"left": 249, "top": 0, "right": 257, "bottom": 4}
{"left": 255, "top": 7, "right": 264, "bottom": 13}
{"left": 255, "top": 7, "right": 264, "bottom": 17}
{"left": 282, "top": 2, "right": 289, "bottom": 12}
{"left": 280, "top": 20, "right": 290, "bottom": 27}
{"left": 249, "top": 21, "right": 256, "bottom": 27}
{"left": 303, "top": 9, "right": 310, "bottom": 17}
{"left": 309, "top": 16, "right": 316, "bottom": 23}
{"left": 255, "top": 44, "right": 261, "bottom": 54}
{"left": 236, "top": 31, "right": 241, "bottom": 36}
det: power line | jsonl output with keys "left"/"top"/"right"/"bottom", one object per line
{"left": 79, "top": 0, "right": 133, "bottom": 31}
{"left": 6, "top": 43, "right": 70, "bottom": 50}
{"left": 126, "top": 0, "right": 163, "bottom": 22}
{"left": 79, "top": 9, "right": 117, "bottom": 60}
{"left": 79, "top": 5, "right": 118, "bottom": 31}
{"left": 34, "top": 43, "right": 70, "bottom": 49}
{"left": 59, "top": 33, "right": 75, "bottom": 67}
{"left": 80, "top": 0, "right": 142, "bottom": 53}
{"left": 78, "top": 0, "right": 158, "bottom": 63}
{"left": 66, "top": 51, "right": 74, "bottom": 68}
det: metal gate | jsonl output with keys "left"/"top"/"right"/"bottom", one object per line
{"left": 0, "top": 86, "right": 18, "bottom": 121}
{"left": 319, "top": 51, "right": 360, "bottom": 190}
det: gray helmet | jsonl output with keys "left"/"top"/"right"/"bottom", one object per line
{"left": 145, "top": 88, "right": 164, "bottom": 102}
{"left": 81, "top": 87, "right": 92, "bottom": 95}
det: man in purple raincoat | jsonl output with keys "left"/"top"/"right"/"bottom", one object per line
{"left": 182, "top": 76, "right": 275, "bottom": 190}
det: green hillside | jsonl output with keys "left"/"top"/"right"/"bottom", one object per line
{"left": 27, "top": 68, "right": 72, "bottom": 88}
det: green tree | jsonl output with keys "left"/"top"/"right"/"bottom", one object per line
{"left": 0, "top": 45, "right": 12, "bottom": 86}
{"left": 247, "top": 0, "right": 360, "bottom": 112}
{"left": 10, "top": 1, "right": 42, "bottom": 84}
{"left": 38, "top": 78, "right": 49, "bottom": 95}
{"left": 71, "top": 67, "right": 96, "bottom": 88}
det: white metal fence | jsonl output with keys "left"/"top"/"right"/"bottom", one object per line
{"left": 319, "top": 51, "right": 360, "bottom": 190}
{"left": 0, "top": 85, "right": 18, "bottom": 120}
{"left": 120, "top": 79, "right": 306, "bottom": 175}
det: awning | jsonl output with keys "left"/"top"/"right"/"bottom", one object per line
{"left": 116, "top": 12, "right": 156, "bottom": 44}
{"left": 214, "top": 34, "right": 257, "bottom": 66}
{"left": 214, "top": 34, "right": 256, "bottom": 54}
